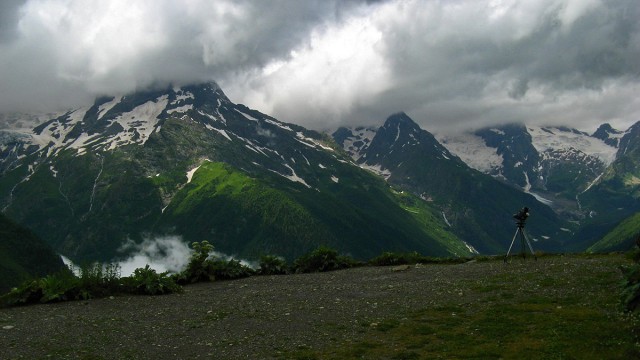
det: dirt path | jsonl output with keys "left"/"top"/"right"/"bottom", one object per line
{"left": 0, "top": 255, "right": 636, "bottom": 359}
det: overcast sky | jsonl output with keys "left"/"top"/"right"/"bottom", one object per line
{"left": 0, "top": 0, "right": 638, "bottom": 134}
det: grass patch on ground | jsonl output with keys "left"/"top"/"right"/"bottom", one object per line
{"left": 285, "top": 255, "right": 640, "bottom": 359}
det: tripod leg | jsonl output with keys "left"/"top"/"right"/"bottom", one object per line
{"left": 504, "top": 228, "right": 519, "bottom": 262}
{"left": 522, "top": 232, "right": 537, "bottom": 260}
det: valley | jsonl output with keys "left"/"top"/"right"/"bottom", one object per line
{"left": 1, "top": 82, "right": 640, "bottom": 289}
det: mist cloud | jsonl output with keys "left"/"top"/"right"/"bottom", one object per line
{"left": 117, "top": 236, "right": 193, "bottom": 276}
{"left": 0, "top": 0, "right": 638, "bottom": 133}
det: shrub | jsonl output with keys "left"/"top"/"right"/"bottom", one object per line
{"left": 621, "top": 253, "right": 640, "bottom": 311}
{"left": 293, "top": 246, "right": 360, "bottom": 273}
{"left": 368, "top": 251, "right": 469, "bottom": 266}
{"left": 176, "top": 240, "right": 216, "bottom": 284}
{"left": 258, "top": 255, "right": 289, "bottom": 275}
{"left": 0, "top": 268, "right": 79, "bottom": 306}
{"left": 369, "top": 252, "right": 421, "bottom": 266}
{"left": 209, "top": 259, "right": 255, "bottom": 280}
{"left": 76, "top": 263, "right": 121, "bottom": 298}
{"left": 1, "top": 280, "right": 43, "bottom": 307}
{"left": 39, "top": 269, "right": 79, "bottom": 302}
{"left": 122, "top": 265, "right": 182, "bottom": 295}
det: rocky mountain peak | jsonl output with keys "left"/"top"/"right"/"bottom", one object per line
{"left": 592, "top": 123, "right": 623, "bottom": 147}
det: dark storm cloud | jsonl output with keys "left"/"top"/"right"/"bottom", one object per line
{"left": 0, "top": 0, "right": 639, "bottom": 134}
{"left": 0, "top": 0, "right": 372, "bottom": 112}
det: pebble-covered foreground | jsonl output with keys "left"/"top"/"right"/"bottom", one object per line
{"left": 0, "top": 254, "right": 638, "bottom": 359}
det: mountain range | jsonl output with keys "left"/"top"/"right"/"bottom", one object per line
{"left": 334, "top": 117, "right": 640, "bottom": 253}
{"left": 0, "top": 83, "right": 469, "bottom": 267}
{"left": 1, "top": 82, "right": 640, "bottom": 277}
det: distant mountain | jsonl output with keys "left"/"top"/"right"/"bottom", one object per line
{"left": 3, "top": 81, "right": 637, "bottom": 269}
{"left": 434, "top": 121, "right": 640, "bottom": 251}
{"left": 333, "top": 113, "right": 570, "bottom": 254}
{"left": 0, "top": 83, "right": 471, "bottom": 266}
{"left": 437, "top": 124, "right": 618, "bottom": 214}
{"left": 573, "top": 122, "right": 640, "bottom": 250}
{"left": 0, "top": 213, "right": 65, "bottom": 292}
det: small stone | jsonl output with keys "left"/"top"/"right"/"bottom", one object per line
{"left": 391, "top": 265, "right": 411, "bottom": 272}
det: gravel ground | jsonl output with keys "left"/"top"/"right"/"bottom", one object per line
{"left": 0, "top": 255, "right": 632, "bottom": 359}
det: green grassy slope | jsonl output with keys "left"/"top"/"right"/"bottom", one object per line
{"left": 0, "top": 214, "right": 65, "bottom": 292}
{"left": 161, "top": 161, "right": 470, "bottom": 261}
{"left": 588, "top": 212, "right": 640, "bottom": 253}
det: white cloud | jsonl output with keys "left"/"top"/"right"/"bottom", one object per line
{"left": 116, "top": 236, "right": 193, "bottom": 276}
{"left": 224, "top": 12, "right": 391, "bottom": 129}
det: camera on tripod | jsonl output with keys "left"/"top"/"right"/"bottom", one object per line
{"left": 513, "top": 207, "right": 529, "bottom": 225}
{"left": 505, "top": 206, "right": 536, "bottom": 262}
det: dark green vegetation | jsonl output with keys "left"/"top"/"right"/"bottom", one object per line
{"left": 2, "top": 240, "right": 260, "bottom": 307}
{"left": 621, "top": 250, "right": 640, "bottom": 311}
{"left": 572, "top": 123, "right": 640, "bottom": 251}
{"left": 0, "top": 243, "right": 499, "bottom": 308}
{"left": 0, "top": 254, "right": 637, "bottom": 359}
{"left": 0, "top": 213, "right": 65, "bottom": 293}
{"left": 588, "top": 212, "right": 640, "bottom": 253}
{"left": 0, "top": 262, "right": 182, "bottom": 307}
{"left": 340, "top": 113, "right": 570, "bottom": 254}
{"left": 0, "top": 85, "right": 471, "bottom": 265}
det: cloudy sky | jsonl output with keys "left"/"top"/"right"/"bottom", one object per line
{"left": 0, "top": 0, "right": 638, "bottom": 133}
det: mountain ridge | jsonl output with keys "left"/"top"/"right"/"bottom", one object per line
{"left": 0, "top": 83, "right": 470, "bottom": 266}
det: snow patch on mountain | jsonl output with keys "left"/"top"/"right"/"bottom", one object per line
{"left": 359, "top": 163, "right": 391, "bottom": 180}
{"left": 171, "top": 88, "right": 194, "bottom": 104}
{"left": 463, "top": 241, "right": 480, "bottom": 255}
{"left": 29, "top": 107, "right": 89, "bottom": 156}
{"left": 296, "top": 132, "right": 333, "bottom": 151}
{"left": 185, "top": 160, "right": 212, "bottom": 184}
{"left": 167, "top": 104, "right": 193, "bottom": 114}
{"left": 265, "top": 119, "right": 293, "bottom": 132}
{"left": 437, "top": 133, "right": 503, "bottom": 173}
{"left": 103, "top": 95, "right": 168, "bottom": 151}
{"left": 340, "top": 126, "right": 377, "bottom": 160}
{"left": 527, "top": 126, "right": 617, "bottom": 166}
{"left": 235, "top": 109, "right": 258, "bottom": 122}
{"left": 270, "top": 164, "right": 311, "bottom": 188}
{"left": 206, "top": 125, "right": 232, "bottom": 141}
{"left": 97, "top": 96, "right": 122, "bottom": 120}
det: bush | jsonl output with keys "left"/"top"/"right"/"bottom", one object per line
{"left": 76, "top": 263, "right": 121, "bottom": 298}
{"left": 369, "top": 252, "right": 422, "bottom": 266}
{"left": 122, "top": 265, "right": 182, "bottom": 295}
{"left": 175, "top": 240, "right": 255, "bottom": 283}
{"left": 1, "top": 268, "right": 80, "bottom": 306}
{"left": 176, "top": 240, "right": 216, "bottom": 284}
{"left": 368, "top": 251, "right": 469, "bottom": 266}
{"left": 1, "top": 262, "right": 181, "bottom": 307}
{"left": 1, "top": 280, "right": 43, "bottom": 307}
{"left": 39, "top": 269, "right": 80, "bottom": 302}
{"left": 258, "top": 255, "right": 289, "bottom": 275}
{"left": 621, "top": 253, "right": 640, "bottom": 311}
{"left": 293, "top": 246, "right": 360, "bottom": 273}
{"left": 209, "top": 259, "right": 255, "bottom": 280}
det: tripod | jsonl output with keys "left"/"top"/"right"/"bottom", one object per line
{"left": 504, "top": 220, "right": 536, "bottom": 262}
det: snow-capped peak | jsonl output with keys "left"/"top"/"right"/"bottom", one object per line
{"left": 527, "top": 126, "right": 617, "bottom": 166}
